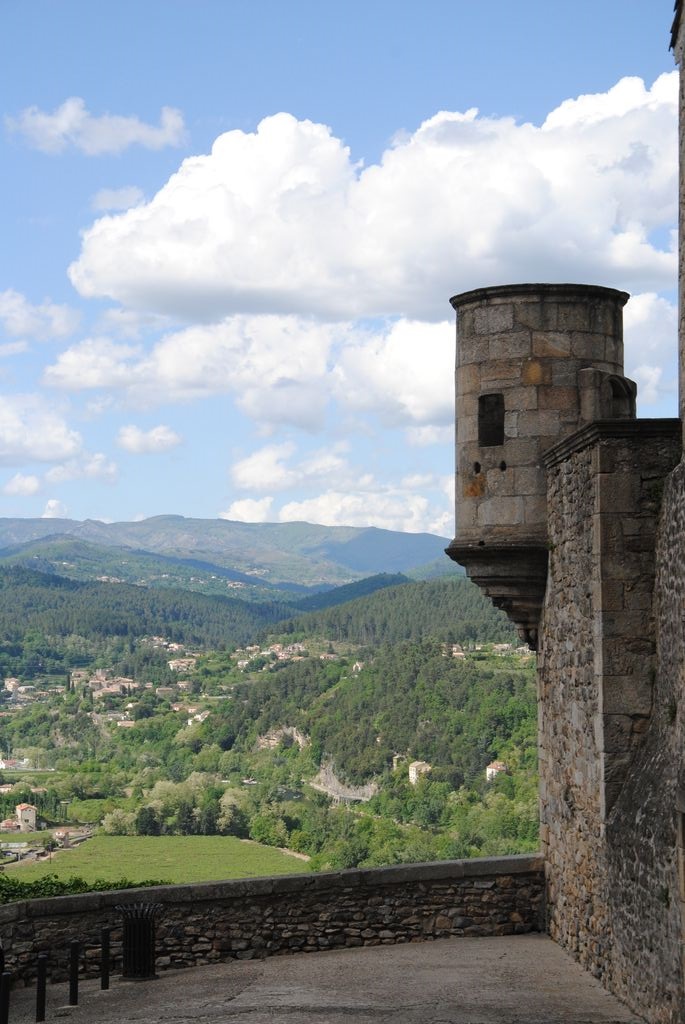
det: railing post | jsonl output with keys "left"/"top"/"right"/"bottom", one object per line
{"left": 68, "top": 940, "right": 79, "bottom": 1006}
{"left": 36, "top": 954, "right": 47, "bottom": 1023}
{"left": 0, "top": 970, "right": 11, "bottom": 1024}
{"left": 100, "top": 927, "right": 110, "bottom": 990}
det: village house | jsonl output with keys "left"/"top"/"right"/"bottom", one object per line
{"left": 408, "top": 761, "right": 431, "bottom": 785}
{"left": 15, "top": 804, "right": 37, "bottom": 832}
{"left": 486, "top": 760, "right": 509, "bottom": 782}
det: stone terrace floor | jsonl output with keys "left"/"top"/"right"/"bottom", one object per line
{"left": 7, "top": 934, "right": 642, "bottom": 1024}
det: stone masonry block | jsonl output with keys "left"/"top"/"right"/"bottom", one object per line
{"left": 477, "top": 496, "right": 525, "bottom": 526}
{"left": 592, "top": 579, "right": 624, "bottom": 611}
{"left": 588, "top": 301, "right": 621, "bottom": 335}
{"left": 505, "top": 438, "right": 544, "bottom": 464}
{"left": 523, "top": 494, "right": 547, "bottom": 524}
{"left": 499, "top": 385, "right": 538, "bottom": 411}
{"left": 602, "top": 713, "right": 643, "bottom": 753}
{"left": 556, "top": 304, "right": 591, "bottom": 331}
{"left": 521, "top": 359, "right": 545, "bottom": 386}
{"left": 458, "top": 334, "right": 489, "bottom": 366}
{"left": 456, "top": 308, "right": 475, "bottom": 337}
{"left": 532, "top": 332, "right": 572, "bottom": 358}
{"left": 479, "top": 359, "right": 523, "bottom": 384}
{"left": 538, "top": 387, "right": 578, "bottom": 413}
{"left": 595, "top": 473, "right": 639, "bottom": 514}
{"left": 602, "top": 676, "right": 653, "bottom": 717}
{"left": 518, "top": 410, "right": 561, "bottom": 438}
{"left": 456, "top": 392, "right": 479, "bottom": 418}
{"left": 488, "top": 331, "right": 532, "bottom": 360}
{"left": 504, "top": 411, "right": 519, "bottom": 437}
{"left": 570, "top": 332, "right": 608, "bottom": 359}
{"left": 622, "top": 580, "right": 654, "bottom": 611}
{"left": 474, "top": 304, "right": 514, "bottom": 334}
{"left": 513, "top": 300, "right": 559, "bottom": 331}
{"left": 514, "top": 466, "right": 544, "bottom": 495}
{"left": 486, "top": 467, "right": 516, "bottom": 496}
{"left": 456, "top": 362, "right": 481, "bottom": 396}
{"left": 550, "top": 361, "right": 580, "bottom": 387}
{"left": 457, "top": 418, "right": 479, "bottom": 443}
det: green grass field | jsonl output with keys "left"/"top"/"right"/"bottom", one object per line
{"left": 4, "top": 834, "right": 310, "bottom": 885}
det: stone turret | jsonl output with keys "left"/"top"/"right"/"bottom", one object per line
{"left": 445, "top": 283, "right": 635, "bottom": 647}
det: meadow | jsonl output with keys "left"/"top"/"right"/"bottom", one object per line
{"left": 4, "top": 835, "right": 310, "bottom": 885}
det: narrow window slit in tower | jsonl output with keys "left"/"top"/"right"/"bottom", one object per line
{"left": 478, "top": 393, "right": 505, "bottom": 447}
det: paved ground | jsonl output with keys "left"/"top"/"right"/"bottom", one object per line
{"left": 7, "top": 935, "right": 643, "bottom": 1024}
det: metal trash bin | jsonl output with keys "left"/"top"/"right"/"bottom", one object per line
{"left": 116, "top": 902, "right": 163, "bottom": 980}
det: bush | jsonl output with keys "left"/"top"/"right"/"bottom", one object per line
{"left": 0, "top": 873, "right": 168, "bottom": 904}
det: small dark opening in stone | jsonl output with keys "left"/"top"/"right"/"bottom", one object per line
{"left": 478, "top": 393, "right": 505, "bottom": 447}
{"left": 473, "top": 462, "right": 481, "bottom": 474}
{"left": 499, "top": 461, "right": 507, "bottom": 471}
{"left": 477, "top": 540, "right": 485, "bottom": 547}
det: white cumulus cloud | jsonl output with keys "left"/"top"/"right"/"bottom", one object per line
{"left": 116, "top": 424, "right": 182, "bottom": 454}
{"left": 220, "top": 497, "right": 274, "bottom": 523}
{"left": 623, "top": 291, "right": 678, "bottom": 410}
{"left": 3, "top": 473, "right": 40, "bottom": 496}
{"left": 231, "top": 441, "right": 350, "bottom": 492}
{"left": 0, "top": 289, "right": 79, "bottom": 341}
{"left": 0, "top": 396, "right": 81, "bottom": 464}
{"left": 333, "top": 319, "right": 453, "bottom": 426}
{"left": 42, "top": 499, "right": 68, "bottom": 519}
{"left": 279, "top": 486, "right": 450, "bottom": 534}
{"left": 7, "top": 98, "right": 186, "bottom": 155}
{"left": 44, "top": 316, "right": 337, "bottom": 428}
{"left": 45, "top": 452, "right": 117, "bottom": 483}
{"left": 68, "top": 74, "right": 677, "bottom": 321}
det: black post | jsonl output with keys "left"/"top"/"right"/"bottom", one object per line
{"left": 36, "top": 954, "right": 47, "bottom": 1023}
{"left": 100, "top": 927, "right": 110, "bottom": 991}
{"left": 68, "top": 940, "right": 79, "bottom": 1006}
{"left": 0, "top": 970, "right": 11, "bottom": 1024}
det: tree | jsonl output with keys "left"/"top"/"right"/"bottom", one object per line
{"left": 135, "top": 805, "right": 161, "bottom": 836}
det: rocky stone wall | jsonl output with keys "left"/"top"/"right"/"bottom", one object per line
{"left": 603, "top": 461, "right": 685, "bottom": 1023}
{"left": 539, "top": 438, "right": 608, "bottom": 973}
{"left": 540, "top": 422, "right": 682, "bottom": 1022}
{"left": 0, "top": 856, "right": 543, "bottom": 984}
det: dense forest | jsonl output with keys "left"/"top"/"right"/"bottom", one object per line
{"left": 281, "top": 576, "right": 517, "bottom": 645}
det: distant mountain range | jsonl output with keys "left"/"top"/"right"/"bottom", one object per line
{"left": 0, "top": 516, "right": 458, "bottom": 594}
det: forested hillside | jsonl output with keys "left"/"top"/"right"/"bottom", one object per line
{"left": 0, "top": 546, "right": 537, "bottom": 880}
{"left": 0, "top": 566, "right": 291, "bottom": 666}
{"left": 196, "top": 639, "right": 535, "bottom": 786}
{"left": 280, "top": 576, "right": 517, "bottom": 645}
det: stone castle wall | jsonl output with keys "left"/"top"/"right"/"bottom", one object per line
{"left": 0, "top": 856, "right": 543, "bottom": 984}
{"left": 604, "top": 462, "right": 685, "bottom": 1022}
{"left": 539, "top": 422, "right": 682, "bottom": 1022}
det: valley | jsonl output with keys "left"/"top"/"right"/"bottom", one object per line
{"left": 0, "top": 517, "right": 537, "bottom": 896}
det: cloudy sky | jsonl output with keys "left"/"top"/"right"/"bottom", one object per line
{"left": 0, "top": 0, "right": 678, "bottom": 534}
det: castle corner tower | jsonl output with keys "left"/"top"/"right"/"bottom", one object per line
{"left": 446, "top": 282, "right": 634, "bottom": 647}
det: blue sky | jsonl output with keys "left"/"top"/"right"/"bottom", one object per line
{"left": 0, "top": 0, "right": 678, "bottom": 533}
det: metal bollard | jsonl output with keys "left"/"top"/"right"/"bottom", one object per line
{"left": 100, "top": 927, "right": 111, "bottom": 990}
{"left": 116, "top": 903, "right": 163, "bottom": 981}
{"left": 0, "top": 970, "right": 11, "bottom": 1024}
{"left": 36, "top": 954, "right": 47, "bottom": 1023}
{"left": 69, "top": 940, "right": 79, "bottom": 1006}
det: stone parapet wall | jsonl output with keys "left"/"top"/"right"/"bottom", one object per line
{"left": 0, "top": 856, "right": 543, "bottom": 984}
